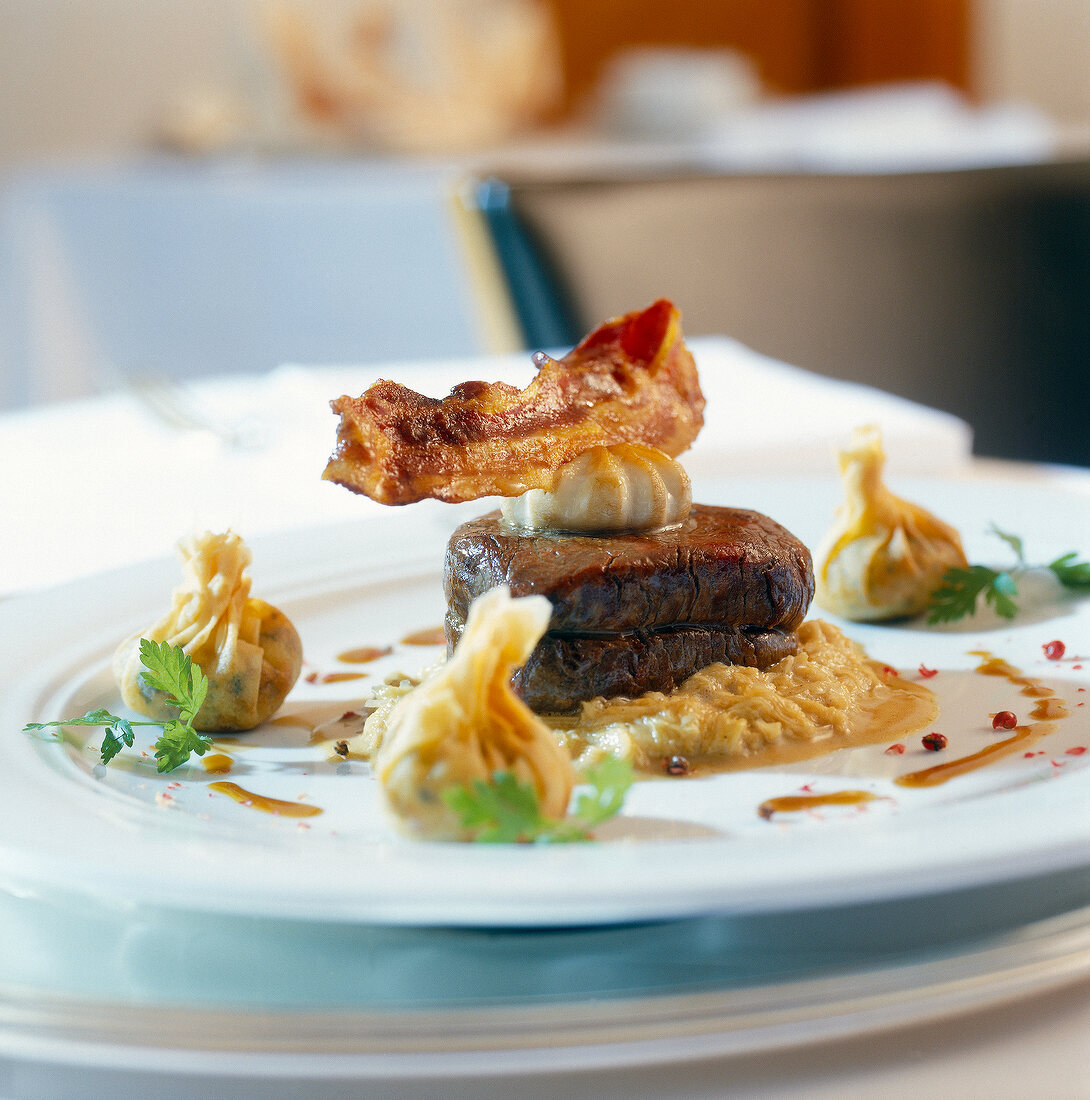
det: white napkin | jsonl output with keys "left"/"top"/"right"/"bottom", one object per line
{"left": 1, "top": 336, "right": 972, "bottom": 596}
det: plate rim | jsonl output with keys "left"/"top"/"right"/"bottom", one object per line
{"left": 3, "top": 473, "right": 1090, "bottom": 928}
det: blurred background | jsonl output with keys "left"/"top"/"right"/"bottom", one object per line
{"left": 5, "top": 0, "right": 1090, "bottom": 171}
{"left": 2, "top": 0, "right": 1089, "bottom": 465}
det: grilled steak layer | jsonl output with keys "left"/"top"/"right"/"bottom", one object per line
{"left": 444, "top": 505, "right": 814, "bottom": 713}
{"left": 508, "top": 625, "right": 795, "bottom": 713}
{"left": 445, "top": 505, "right": 813, "bottom": 634}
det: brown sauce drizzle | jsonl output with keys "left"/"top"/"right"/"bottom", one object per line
{"left": 1032, "top": 697, "right": 1069, "bottom": 721}
{"left": 401, "top": 626, "right": 446, "bottom": 646}
{"left": 309, "top": 708, "right": 372, "bottom": 745}
{"left": 896, "top": 726, "right": 1049, "bottom": 788}
{"left": 759, "top": 790, "right": 881, "bottom": 819}
{"left": 208, "top": 781, "right": 323, "bottom": 817}
{"left": 897, "top": 651, "right": 1068, "bottom": 789}
{"left": 269, "top": 714, "right": 315, "bottom": 729}
{"left": 201, "top": 753, "right": 234, "bottom": 775}
{"left": 973, "top": 653, "right": 1053, "bottom": 698}
{"left": 266, "top": 705, "right": 361, "bottom": 742}
{"left": 337, "top": 645, "right": 391, "bottom": 664}
{"left": 305, "top": 671, "right": 368, "bottom": 685}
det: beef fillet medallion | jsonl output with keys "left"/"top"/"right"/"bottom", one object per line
{"left": 444, "top": 505, "right": 815, "bottom": 713}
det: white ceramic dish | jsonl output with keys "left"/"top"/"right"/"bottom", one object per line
{"left": 2, "top": 476, "right": 1088, "bottom": 927}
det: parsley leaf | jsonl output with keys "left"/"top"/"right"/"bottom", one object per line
{"left": 987, "top": 569, "right": 1020, "bottom": 618}
{"left": 138, "top": 638, "right": 208, "bottom": 724}
{"left": 927, "top": 565, "right": 1009, "bottom": 624}
{"left": 1049, "top": 551, "right": 1090, "bottom": 589}
{"left": 442, "top": 758, "right": 635, "bottom": 844}
{"left": 154, "top": 719, "right": 212, "bottom": 773}
{"left": 22, "top": 640, "right": 212, "bottom": 773}
{"left": 444, "top": 772, "right": 546, "bottom": 843}
{"left": 569, "top": 757, "right": 633, "bottom": 829}
{"left": 928, "top": 527, "right": 1090, "bottom": 623}
{"left": 24, "top": 707, "right": 120, "bottom": 738}
{"left": 99, "top": 717, "right": 137, "bottom": 764}
{"left": 24, "top": 708, "right": 140, "bottom": 760}
{"left": 989, "top": 524, "right": 1026, "bottom": 567}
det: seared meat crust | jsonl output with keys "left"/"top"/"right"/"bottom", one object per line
{"left": 445, "top": 505, "right": 814, "bottom": 636}
{"left": 444, "top": 505, "right": 815, "bottom": 712}
{"left": 444, "top": 620, "right": 798, "bottom": 714}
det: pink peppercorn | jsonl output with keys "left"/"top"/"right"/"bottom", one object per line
{"left": 992, "top": 711, "right": 1018, "bottom": 731}
{"left": 1043, "top": 640, "right": 1066, "bottom": 660}
{"left": 922, "top": 732, "right": 948, "bottom": 752}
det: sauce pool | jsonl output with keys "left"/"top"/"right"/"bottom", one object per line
{"left": 337, "top": 646, "right": 391, "bottom": 664}
{"left": 269, "top": 714, "right": 314, "bottom": 729}
{"left": 973, "top": 653, "right": 1053, "bottom": 698}
{"left": 208, "top": 781, "right": 323, "bottom": 817}
{"left": 758, "top": 790, "right": 882, "bottom": 819}
{"left": 401, "top": 626, "right": 446, "bottom": 646}
{"left": 1032, "top": 697, "right": 1069, "bottom": 721}
{"left": 896, "top": 652, "right": 1068, "bottom": 788}
{"left": 305, "top": 670, "right": 368, "bottom": 685}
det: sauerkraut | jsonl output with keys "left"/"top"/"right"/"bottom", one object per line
{"left": 551, "top": 620, "right": 936, "bottom": 771}
{"left": 359, "top": 618, "right": 935, "bottom": 777}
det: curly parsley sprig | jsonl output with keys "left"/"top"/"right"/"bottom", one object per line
{"left": 24, "top": 639, "right": 213, "bottom": 773}
{"left": 928, "top": 524, "right": 1090, "bottom": 624}
{"left": 442, "top": 756, "right": 634, "bottom": 843}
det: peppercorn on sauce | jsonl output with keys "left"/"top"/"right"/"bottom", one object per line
{"left": 894, "top": 650, "right": 1069, "bottom": 789}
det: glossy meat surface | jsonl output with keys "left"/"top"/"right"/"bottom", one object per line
{"left": 445, "top": 505, "right": 815, "bottom": 636}
{"left": 462, "top": 624, "right": 798, "bottom": 714}
{"left": 444, "top": 504, "right": 815, "bottom": 712}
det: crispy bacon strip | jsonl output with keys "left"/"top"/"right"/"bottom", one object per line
{"left": 323, "top": 299, "right": 705, "bottom": 505}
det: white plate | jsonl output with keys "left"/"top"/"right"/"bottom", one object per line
{"left": 2, "top": 475, "right": 1089, "bottom": 927}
